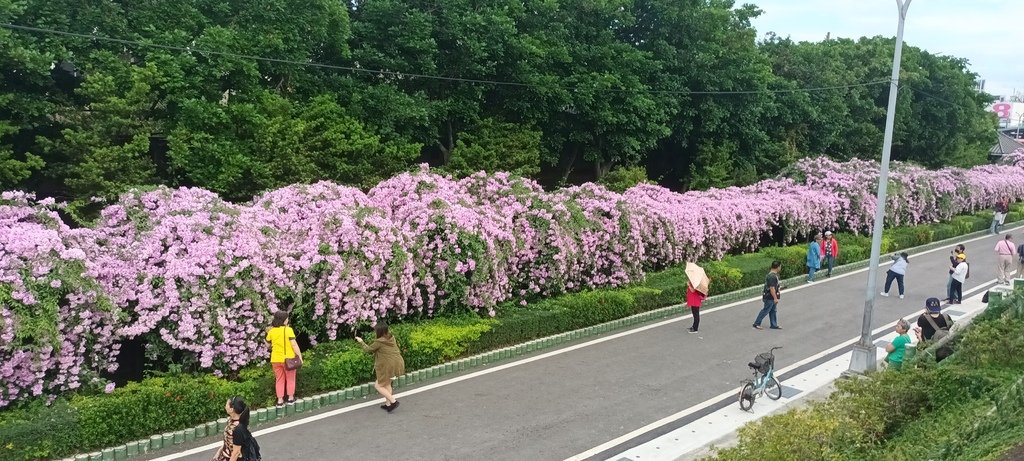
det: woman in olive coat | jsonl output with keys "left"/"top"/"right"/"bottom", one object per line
{"left": 356, "top": 322, "right": 406, "bottom": 412}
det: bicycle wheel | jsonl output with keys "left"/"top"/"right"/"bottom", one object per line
{"left": 765, "top": 376, "right": 782, "bottom": 401}
{"left": 739, "top": 382, "right": 755, "bottom": 410}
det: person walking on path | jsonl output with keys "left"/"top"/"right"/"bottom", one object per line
{"left": 880, "top": 252, "right": 909, "bottom": 299}
{"left": 950, "top": 253, "right": 969, "bottom": 304}
{"left": 753, "top": 261, "right": 783, "bottom": 330}
{"left": 806, "top": 233, "right": 822, "bottom": 283}
{"left": 995, "top": 234, "right": 1016, "bottom": 285}
{"left": 686, "top": 280, "right": 707, "bottom": 333}
{"left": 821, "top": 231, "right": 839, "bottom": 277}
{"left": 211, "top": 397, "right": 259, "bottom": 461}
{"left": 884, "top": 319, "right": 912, "bottom": 371}
{"left": 991, "top": 197, "right": 1010, "bottom": 234}
{"left": 946, "top": 244, "right": 966, "bottom": 301}
{"left": 267, "top": 310, "right": 303, "bottom": 406}
{"left": 356, "top": 322, "right": 406, "bottom": 412}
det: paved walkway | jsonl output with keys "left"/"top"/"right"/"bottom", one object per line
{"left": 147, "top": 230, "right": 1012, "bottom": 461}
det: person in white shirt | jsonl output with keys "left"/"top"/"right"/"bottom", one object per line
{"left": 880, "top": 252, "right": 909, "bottom": 299}
{"left": 950, "top": 253, "right": 969, "bottom": 303}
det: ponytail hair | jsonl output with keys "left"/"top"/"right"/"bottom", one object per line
{"left": 229, "top": 396, "right": 250, "bottom": 427}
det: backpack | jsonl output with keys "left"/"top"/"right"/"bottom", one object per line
{"left": 925, "top": 314, "right": 953, "bottom": 342}
{"left": 237, "top": 426, "right": 262, "bottom": 461}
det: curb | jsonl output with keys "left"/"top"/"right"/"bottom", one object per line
{"left": 58, "top": 222, "right": 1020, "bottom": 461}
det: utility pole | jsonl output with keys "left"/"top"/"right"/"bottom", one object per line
{"left": 848, "top": 0, "right": 912, "bottom": 374}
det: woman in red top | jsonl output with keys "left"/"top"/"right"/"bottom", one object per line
{"left": 687, "top": 281, "right": 707, "bottom": 333}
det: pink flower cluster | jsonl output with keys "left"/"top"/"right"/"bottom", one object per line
{"left": 0, "top": 192, "right": 120, "bottom": 408}
{"left": 3, "top": 158, "right": 1024, "bottom": 407}
{"left": 792, "top": 157, "right": 1024, "bottom": 228}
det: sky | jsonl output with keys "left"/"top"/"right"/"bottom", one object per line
{"left": 749, "top": 0, "right": 1023, "bottom": 99}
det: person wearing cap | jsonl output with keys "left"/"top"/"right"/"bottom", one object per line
{"left": 916, "top": 297, "right": 953, "bottom": 341}
{"left": 946, "top": 244, "right": 966, "bottom": 301}
{"left": 884, "top": 319, "right": 912, "bottom": 370}
{"left": 806, "top": 233, "right": 822, "bottom": 283}
{"left": 821, "top": 231, "right": 839, "bottom": 277}
{"left": 994, "top": 234, "right": 1016, "bottom": 285}
{"left": 950, "top": 254, "right": 969, "bottom": 304}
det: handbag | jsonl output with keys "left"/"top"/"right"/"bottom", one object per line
{"left": 281, "top": 328, "right": 302, "bottom": 370}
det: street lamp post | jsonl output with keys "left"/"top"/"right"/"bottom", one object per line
{"left": 848, "top": 0, "right": 912, "bottom": 374}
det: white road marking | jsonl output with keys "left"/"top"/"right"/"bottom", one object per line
{"left": 149, "top": 230, "right": 1008, "bottom": 461}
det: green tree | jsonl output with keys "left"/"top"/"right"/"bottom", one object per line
{"left": 519, "top": 0, "right": 674, "bottom": 183}
{"left": 445, "top": 118, "right": 542, "bottom": 178}
{"left": 168, "top": 93, "right": 420, "bottom": 200}
{"left": 634, "top": 0, "right": 777, "bottom": 190}
{"left": 36, "top": 55, "right": 163, "bottom": 203}
{"left": 599, "top": 165, "right": 652, "bottom": 192}
{"left": 0, "top": 0, "right": 55, "bottom": 190}
{"left": 688, "top": 140, "right": 738, "bottom": 190}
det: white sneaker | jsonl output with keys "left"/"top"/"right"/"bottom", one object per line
{"left": 899, "top": 295, "right": 905, "bottom": 299}
{"left": 880, "top": 292, "right": 889, "bottom": 297}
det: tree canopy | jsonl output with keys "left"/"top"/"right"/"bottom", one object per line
{"left": 0, "top": 0, "right": 997, "bottom": 206}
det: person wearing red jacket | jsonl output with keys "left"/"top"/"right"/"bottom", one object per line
{"left": 686, "top": 281, "right": 707, "bottom": 334}
{"left": 821, "top": 231, "right": 840, "bottom": 277}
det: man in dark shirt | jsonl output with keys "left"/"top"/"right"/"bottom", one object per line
{"left": 916, "top": 297, "right": 953, "bottom": 341}
{"left": 753, "top": 260, "right": 783, "bottom": 330}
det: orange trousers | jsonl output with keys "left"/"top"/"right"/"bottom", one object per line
{"left": 272, "top": 362, "right": 297, "bottom": 399}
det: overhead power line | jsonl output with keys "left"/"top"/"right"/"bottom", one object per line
{"left": 2, "top": 22, "right": 891, "bottom": 96}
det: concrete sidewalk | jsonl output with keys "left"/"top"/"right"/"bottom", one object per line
{"left": 141, "top": 230, "right": 1012, "bottom": 461}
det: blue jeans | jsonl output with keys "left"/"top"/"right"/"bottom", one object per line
{"left": 825, "top": 255, "right": 835, "bottom": 276}
{"left": 754, "top": 299, "right": 779, "bottom": 328}
{"left": 946, "top": 274, "right": 953, "bottom": 300}
{"left": 808, "top": 266, "right": 818, "bottom": 282}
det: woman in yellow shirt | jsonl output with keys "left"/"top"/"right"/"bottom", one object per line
{"left": 266, "top": 310, "right": 303, "bottom": 406}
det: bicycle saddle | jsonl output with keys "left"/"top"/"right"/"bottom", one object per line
{"left": 748, "top": 362, "right": 759, "bottom": 369}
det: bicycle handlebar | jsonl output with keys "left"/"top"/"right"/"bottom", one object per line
{"left": 769, "top": 346, "right": 783, "bottom": 352}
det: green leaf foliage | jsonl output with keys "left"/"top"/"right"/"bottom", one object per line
{"left": 0, "top": 0, "right": 995, "bottom": 202}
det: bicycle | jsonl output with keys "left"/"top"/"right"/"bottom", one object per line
{"left": 738, "top": 346, "right": 782, "bottom": 411}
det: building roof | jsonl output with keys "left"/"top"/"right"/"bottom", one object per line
{"left": 990, "top": 131, "right": 1024, "bottom": 156}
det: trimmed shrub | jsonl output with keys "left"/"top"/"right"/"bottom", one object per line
{"left": 394, "top": 318, "right": 496, "bottom": 370}
{"left": 931, "top": 223, "right": 959, "bottom": 241}
{"left": 839, "top": 243, "right": 868, "bottom": 264}
{"left": 722, "top": 253, "right": 777, "bottom": 287}
{"left": 704, "top": 262, "right": 744, "bottom": 295}
{"left": 298, "top": 346, "right": 373, "bottom": 393}
{"left": 759, "top": 246, "right": 807, "bottom": 279}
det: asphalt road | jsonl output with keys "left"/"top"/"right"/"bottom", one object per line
{"left": 154, "top": 230, "right": 1012, "bottom": 461}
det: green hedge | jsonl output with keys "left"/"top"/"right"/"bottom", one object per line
{"left": 0, "top": 206, "right": 1016, "bottom": 461}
